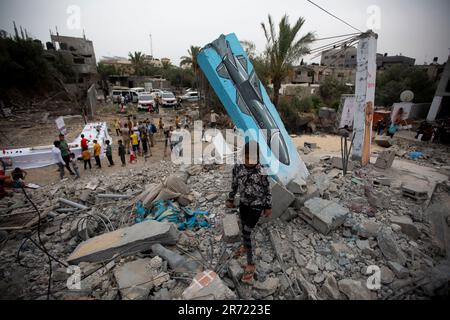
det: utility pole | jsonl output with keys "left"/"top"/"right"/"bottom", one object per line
{"left": 351, "top": 30, "right": 378, "bottom": 166}
{"left": 149, "top": 34, "right": 153, "bottom": 57}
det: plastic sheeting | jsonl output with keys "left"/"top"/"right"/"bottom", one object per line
{"left": 1, "top": 122, "right": 112, "bottom": 170}
{"left": 135, "top": 200, "right": 210, "bottom": 231}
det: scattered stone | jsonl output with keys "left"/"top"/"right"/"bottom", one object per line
{"left": 294, "top": 249, "right": 307, "bottom": 267}
{"left": 300, "top": 198, "right": 349, "bottom": 235}
{"left": 330, "top": 242, "right": 351, "bottom": 258}
{"left": 356, "top": 239, "right": 370, "bottom": 251}
{"left": 355, "top": 221, "right": 381, "bottom": 239}
{"left": 67, "top": 220, "right": 180, "bottom": 264}
{"left": 313, "top": 273, "right": 325, "bottom": 284}
{"left": 222, "top": 214, "right": 240, "bottom": 243}
{"left": 338, "top": 279, "right": 373, "bottom": 300}
{"left": 254, "top": 277, "right": 279, "bottom": 295}
{"left": 380, "top": 266, "right": 395, "bottom": 284}
{"left": 375, "top": 136, "right": 393, "bottom": 148}
{"left": 228, "top": 260, "right": 243, "bottom": 280}
{"left": 305, "top": 260, "right": 319, "bottom": 274}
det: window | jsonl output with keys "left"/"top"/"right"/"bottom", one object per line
{"left": 73, "top": 57, "right": 85, "bottom": 64}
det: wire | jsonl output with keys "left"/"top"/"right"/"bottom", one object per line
{"left": 306, "top": 0, "right": 363, "bottom": 33}
{"left": 312, "top": 32, "right": 361, "bottom": 42}
{"left": 308, "top": 35, "right": 358, "bottom": 55}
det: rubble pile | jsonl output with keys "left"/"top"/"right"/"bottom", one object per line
{"left": 0, "top": 151, "right": 449, "bottom": 300}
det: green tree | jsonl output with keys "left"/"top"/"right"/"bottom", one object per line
{"left": 319, "top": 76, "right": 352, "bottom": 109}
{"left": 180, "top": 46, "right": 201, "bottom": 78}
{"left": 128, "top": 51, "right": 144, "bottom": 75}
{"left": 376, "top": 65, "right": 436, "bottom": 107}
{"left": 261, "top": 14, "right": 315, "bottom": 107}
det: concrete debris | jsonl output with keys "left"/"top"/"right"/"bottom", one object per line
{"left": 151, "top": 243, "right": 202, "bottom": 274}
{"left": 67, "top": 220, "right": 179, "bottom": 264}
{"left": 254, "top": 277, "right": 280, "bottom": 295}
{"left": 376, "top": 228, "right": 407, "bottom": 266}
{"left": 401, "top": 181, "right": 429, "bottom": 202}
{"left": 374, "top": 151, "right": 396, "bottom": 169}
{"left": 292, "top": 185, "right": 320, "bottom": 210}
{"left": 322, "top": 274, "right": 341, "bottom": 299}
{"left": 331, "top": 157, "right": 354, "bottom": 171}
{"left": 261, "top": 180, "right": 295, "bottom": 222}
{"left": 338, "top": 279, "right": 373, "bottom": 300}
{"left": 387, "top": 261, "right": 410, "bottom": 279}
{"left": 300, "top": 198, "right": 349, "bottom": 235}
{"left": 113, "top": 258, "right": 160, "bottom": 300}
{"left": 375, "top": 136, "right": 393, "bottom": 148}
{"left": 389, "top": 215, "right": 421, "bottom": 240}
{"left": 286, "top": 176, "right": 308, "bottom": 195}
{"left": 380, "top": 265, "right": 395, "bottom": 284}
{"left": 182, "top": 270, "right": 237, "bottom": 300}
{"left": 222, "top": 214, "right": 240, "bottom": 243}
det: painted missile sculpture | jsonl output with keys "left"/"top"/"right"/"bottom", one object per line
{"left": 198, "top": 33, "right": 309, "bottom": 185}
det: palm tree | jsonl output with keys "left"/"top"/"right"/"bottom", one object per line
{"left": 261, "top": 14, "right": 315, "bottom": 106}
{"left": 180, "top": 46, "right": 201, "bottom": 78}
{"left": 128, "top": 51, "right": 144, "bottom": 75}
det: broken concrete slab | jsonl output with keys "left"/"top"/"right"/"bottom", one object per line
{"left": 113, "top": 258, "right": 158, "bottom": 300}
{"left": 222, "top": 214, "right": 240, "bottom": 243}
{"left": 338, "top": 279, "right": 373, "bottom": 300}
{"left": 261, "top": 180, "right": 295, "bottom": 222}
{"left": 182, "top": 270, "right": 236, "bottom": 300}
{"left": 389, "top": 215, "right": 420, "bottom": 240}
{"left": 375, "top": 151, "right": 396, "bottom": 169}
{"left": 151, "top": 243, "right": 201, "bottom": 274}
{"left": 376, "top": 228, "right": 407, "bottom": 265}
{"left": 67, "top": 220, "right": 179, "bottom": 264}
{"left": 286, "top": 176, "right": 307, "bottom": 195}
{"left": 300, "top": 198, "right": 349, "bottom": 235}
{"left": 331, "top": 157, "right": 354, "bottom": 171}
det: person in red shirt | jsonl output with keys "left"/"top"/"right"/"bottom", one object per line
{"left": 80, "top": 134, "right": 89, "bottom": 150}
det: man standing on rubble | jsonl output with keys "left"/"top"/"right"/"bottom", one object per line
{"left": 58, "top": 134, "right": 75, "bottom": 176}
{"left": 226, "top": 141, "right": 272, "bottom": 284}
{"left": 52, "top": 141, "right": 66, "bottom": 180}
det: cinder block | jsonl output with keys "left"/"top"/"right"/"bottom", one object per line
{"left": 375, "top": 151, "right": 396, "bottom": 169}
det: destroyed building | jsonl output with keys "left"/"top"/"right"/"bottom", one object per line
{"left": 45, "top": 33, "right": 98, "bottom": 91}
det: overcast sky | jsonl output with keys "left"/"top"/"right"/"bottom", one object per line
{"left": 1, "top": 0, "right": 449, "bottom": 66}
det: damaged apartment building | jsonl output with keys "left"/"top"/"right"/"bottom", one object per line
{"left": 44, "top": 32, "right": 99, "bottom": 92}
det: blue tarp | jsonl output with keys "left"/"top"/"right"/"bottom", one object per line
{"left": 135, "top": 200, "right": 210, "bottom": 231}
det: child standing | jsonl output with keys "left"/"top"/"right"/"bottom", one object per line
{"left": 69, "top": 153, "right": 80, "bottom": 179}
{"left": 118, "top": 140, "right": 126, "bottom": 166}
{"left": 82, "top": 147, "right": 92, "bottom": 170}
{"left": 114, "top": 119, "right": 121, "bottom": 136}
{"left": 105, "top": 140, "right": 114, "bottom": 167}
{"left": 93, "top": 140, "right": 102, "bottom": 168}
{"left": 130, "top": 130, "right": 139, "bottom": 155}
{"left": 226, "top": 141, "right": 272, "bottom": 284}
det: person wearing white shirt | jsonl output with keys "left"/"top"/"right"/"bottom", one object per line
{"left": 210, "top": 111, "right": 218, "bottom": 128}
{"left": 52, "top": 141, "right": 65, "bottom": 179}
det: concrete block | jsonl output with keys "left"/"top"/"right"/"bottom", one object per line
{"left": 182, "top": 270, "right": 236, "bottom": 300}
{"left": 67, "top": 220, "right": 180, "bottom": 264}
{"left": 331, "top": 157, "right": 354, "bottom": 171}
{"left": 287, "top": 176, "right": 307, "bottom": 195}
{"left": 293, "top": 185, "right": 320, "bottom": 210}
{"left": 401, "top": 182, "right": 429, "bottom": 202}
{"left": 280, "top": 207, "right": 298, "bottom": 222}
{"left": 222, "top": 214, "right": 240, "bottom": 243}
{"left": 375, "top": 151, "right": 396, "bottom": 169}
{"left": 299, "top": 198, "right": 349, "bottom": 235}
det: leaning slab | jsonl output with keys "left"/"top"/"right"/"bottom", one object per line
{"left": 67, "top": 220, "right": 179, "bottom": 264}
{"left": 261, "top": 180, "right": 295, "bottom": 222}
{"left": 300, "top": 198, "right": 349, "bottom": 235}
